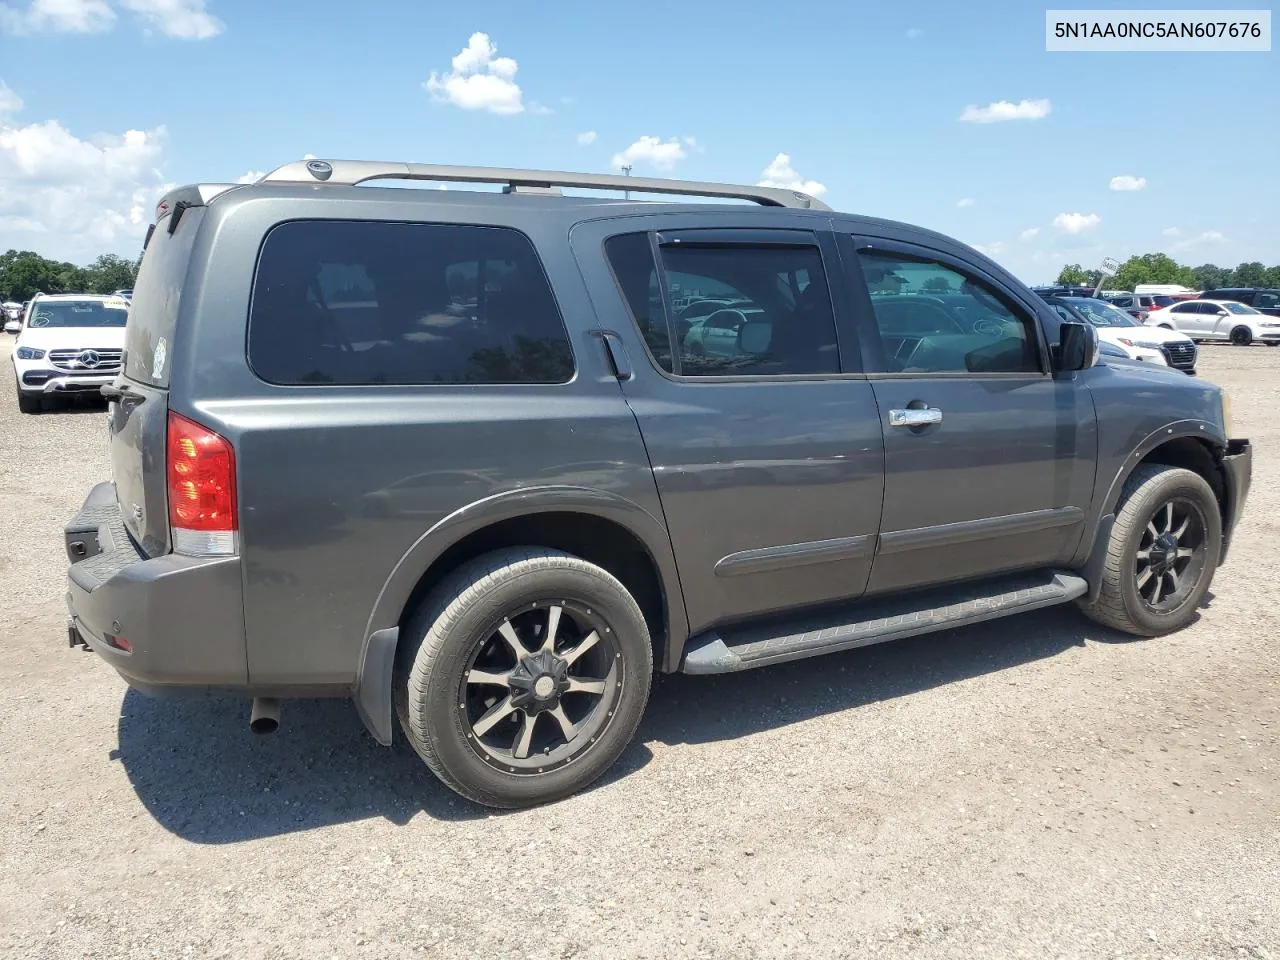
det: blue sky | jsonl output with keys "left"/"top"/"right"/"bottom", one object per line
{"left": 1, "top": 0, "right": 1276, "bottom": 282}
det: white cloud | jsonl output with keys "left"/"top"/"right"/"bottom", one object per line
{"left": 612, "top": 135, "right": 688, "bottom": 172}
{"left": 1170, "top": 230, "right": 1226, "bottom": 252}
{"left": 1053, "top": 212, "right": 1101, "bottom": 235}
{"left": 956, "top": 197, "right": 975, "bottom": 208}
{"left": 575, "top": 130, "right": 597, "bottom": 145}
{"left": 1109, "top": 174, "right": 1147, "bottom": 192}
{"left": 959, "top": 98, "right": 1051, "bottom": 123}
{"left": 974, "top": 241, "right": 1006, "bottom": 257}
{"left": 1020, "top": 227, "right": 1041, "bottom": 241}
{"left": 0, "top": 82, "right": 22, "bottom": 118}
{"left": 236, "top": 170, "right": 263, "bottom": 184}
{"left": 0, "top": 85, "right": 169, "bottom": 259}
{"left": 906, "top": 27, "right": 923, "bottom": 39}
{"left": 757, "top": 152, "right": 826, "bottom": 197}
{"left": 1162, "top": 226, "right": 1181, "bottom": 237}
{"left": 0, "top": 0, "right": 116, "bottom": 33}
{"left": 117, "top": 0, "right": 222, "bottom": 39}
{"left": 424, "top": 32, "right": 524, "bottom": 115}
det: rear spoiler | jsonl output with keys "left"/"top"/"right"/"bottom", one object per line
{"left": 142, "top": 182, "right": 237, "bottom": 251}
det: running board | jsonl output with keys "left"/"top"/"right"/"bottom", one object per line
{"left": 681, "top": 570, "right": 1088, "bottom": 674}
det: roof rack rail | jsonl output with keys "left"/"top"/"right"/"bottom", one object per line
{"left": 258, "top": 158, "right": 832, "bottom": 211}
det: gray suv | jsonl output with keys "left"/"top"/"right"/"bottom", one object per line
{"left": 64, "top": 159, "right": 1253, "bottom": 808}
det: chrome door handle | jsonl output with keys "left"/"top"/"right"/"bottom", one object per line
{"left": 888, "top": 407, "right": 943, "bottom": 428}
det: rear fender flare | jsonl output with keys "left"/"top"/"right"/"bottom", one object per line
{"left": 354, "top": 486, "right": 689, "bottom": 746}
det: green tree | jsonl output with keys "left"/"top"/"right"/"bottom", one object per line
{"left": 0, "top": 250, "right": 69, "bottom": 301}
{"left": 1230, "top": 261, "right": 1267, "bottom": 287}
{"left": 1056, "top": 263, "right": 1089, "bottom": 285}
{"left": 922, "top": 277, "right": 952, "bottom": 294}
{"left": 1263, "top": 266, "right": 1280, "bottom": 288}
{"left": 1190, "top": 263, "right": 1230, "bottom": 292}
{"left": 83, "top": 254, "right": 138, "bottom": 294}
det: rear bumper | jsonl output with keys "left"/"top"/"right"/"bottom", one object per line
{"left": 1220, "top": 439, "right": 1252, "bottom": 562}
{"left": 65, "top": 481, "right": 249, "bottom": 694}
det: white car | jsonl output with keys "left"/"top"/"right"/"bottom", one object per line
{"left": 1144, "top": 298, "right": 1280, "bottom": 347}
{"left": 10, "top": 293, "right": 130, "bottom": 413}
{"left": 1045, "top": 295, "right": 1198, "bottom": 373}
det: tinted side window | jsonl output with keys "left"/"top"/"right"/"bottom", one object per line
{"left": 856, "top": 250, "right": 1040, "bottom": 374}
{"left": 1171, "top": 303, "right": 1195, "bottom": 313}
{"left": 248, "top": 220, "right": 573, "bottom": 385}
{"left": 1255, "top": 292, "right": 1279, "bottom": 309}
{"left": 605, "top": 233, "right": 840, "bottom": 377}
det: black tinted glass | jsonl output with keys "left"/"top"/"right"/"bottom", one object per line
{"left": 603, "top": 233, "right": 673, "bottom": 374}
{"left": 249, "top": 220, "right": 574, "bottom": 385}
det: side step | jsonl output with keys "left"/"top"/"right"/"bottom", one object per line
{"left": 681, "top": 570, "right": 1088, "bottom": 674}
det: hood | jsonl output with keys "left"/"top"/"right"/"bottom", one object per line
{"left": 15, "top": 324, "right": 127, "bottom": 352}
{"left": 1104, "top": 324, "right": 1190, "bottom": 345}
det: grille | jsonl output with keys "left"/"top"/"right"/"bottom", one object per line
{"left": 1160, "top": 341, "right": 1197, "bottom": 370}
{"left": 47, "top": 348, "right": 122, "bottom": 373}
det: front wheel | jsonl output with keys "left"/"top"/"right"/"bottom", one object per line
{"left": 1077, "top": 464, "right": 1221, "bottom": 636}
{"left": 1230, "top": 326, "right": 1253, "bottom": 346}
{"left": 395, "top": 548, "right": 653, "bottom": 808}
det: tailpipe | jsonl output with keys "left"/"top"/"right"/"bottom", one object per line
{"left": 249, "top": 697, "right": 281, "bottom": 735}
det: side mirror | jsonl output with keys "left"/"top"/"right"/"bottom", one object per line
{"left": 737, "top": 319, "right": 772, "bottom": 355}
{"left": 1057, "top": 321, "right": 1098, "bottom": 372}
{"left": 4, "top": 320, "right": 19, "bottom": 335}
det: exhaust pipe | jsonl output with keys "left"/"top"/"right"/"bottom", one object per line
{"left": 249, "top": 697, "right": 281, "bottom": 735}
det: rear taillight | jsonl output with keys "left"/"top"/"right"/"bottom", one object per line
{"left": 166, "top": 411, "right": 237, "bottom": 556}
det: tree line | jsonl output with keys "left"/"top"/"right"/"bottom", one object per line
{"left": 1056, "top": 254, "right": 1280, "bottom": 292}
{"left": 0, "top": 249, "right": 140, "bottom": 303}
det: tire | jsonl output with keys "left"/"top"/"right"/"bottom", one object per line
{"left": 395, "top": 547, "right": 653, "bottom": 808}
{"left": 1077, "top": 464, "right": 1222, "bottom": 637}
{"left": 1230, "top": 326, "right": 1253, "bottom": 346}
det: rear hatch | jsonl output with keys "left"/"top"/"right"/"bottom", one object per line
{"left": 108, "top": 200, "right": 208, "bottom": 557}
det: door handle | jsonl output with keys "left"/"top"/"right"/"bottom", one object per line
{"left": 888, "top": 407, "right": 943, "bottom": 428}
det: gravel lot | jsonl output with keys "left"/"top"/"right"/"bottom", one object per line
{"left": 2, "top": 339, "right": 1278, "bottom": 960}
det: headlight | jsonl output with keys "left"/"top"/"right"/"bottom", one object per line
{"left": 1259, "top": 322, "right": 1280, "bottom": 329}
{"left": 15, "top": 346, "right": 45, "bottom": 360}
{"left": 1117, "top": 338, "right": 1165, "bottom": 350}
{"left": 1220, "top": 390, "right": 1233, "bottom": 436}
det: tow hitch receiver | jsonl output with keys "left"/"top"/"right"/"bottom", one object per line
{"left": 67, "top": 619, "right": 88, "bottom": 650}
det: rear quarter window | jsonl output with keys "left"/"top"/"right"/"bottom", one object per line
{"left": 123, "top": 206, "right": 206, "bottom": 388}
{"left": 247, "top": 220, "right": 574, "bottom": 386}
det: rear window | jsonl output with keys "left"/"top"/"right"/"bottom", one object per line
{"left": 123, "top": 206, "right": 206, "bottom": 387}
{"left": 247, "top": 220, "right": 574, "bottom": 386}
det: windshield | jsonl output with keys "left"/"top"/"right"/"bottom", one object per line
{"left": 26, "top": 300, "right": 129, "bottom": 328}
{"left": 1064, "top": 298, "right": 1139, "bottom": 327}
{"left": 1150, "top": 295, "right": 1177, "bottom": 308}
{"left": 1225, "top": 302, "right": 1259, "bottom": 315}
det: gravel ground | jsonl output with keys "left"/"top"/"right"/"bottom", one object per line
{"left": 1, "top": 340, "right": 1278, "bottom": 960}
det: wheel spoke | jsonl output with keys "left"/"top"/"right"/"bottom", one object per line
{"left": 1135, "top": 548, "right": 1151, "bottom": 561}
{"left": 1163, "top": 502, "right": 1174, "bottom": 533}
{"left": 562, "top": 630, "right": 600, "bottom": 666}
{"left": 511, "top": 712, "right": 536, "bottom": 759}
{"left": 1150, "top": 573, "right": 1165, "bottom": 605}
{"left": 547, "top": 704, "right": 579, "bottom": 742}
{"left": 1173, "top": 515, "right": 1191, "bottom": 540}
{"left": 1176, "top": 547, "right": 1195, "bottom": 559}
{"left": 1146, "top": 521, "right": 1159, "bottom": 542}
{"left": 564, "top": 676, "right": 607, "bottom": 695}
{"left": 541, "top": 605, "right": 563, "bottom": 653}
{"left": 1163, "top": 568, "right": 1180, "bottom": 594}
{"left": 471, "top": 696, "right": 516, "bottom": 738}
{"left": 497, "top": 621, "right": 526, "bottom": 660}
{"left": 1136, "top": 567, "right": 1153, "bottom": 589}
{"left": 466, "top": 668, "right": 511, "bottom": 687}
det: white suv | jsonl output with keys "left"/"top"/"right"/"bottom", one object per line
{"left": 10, "top": 294, "right": 130, "bottom": 413}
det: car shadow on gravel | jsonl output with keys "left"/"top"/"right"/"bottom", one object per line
{"left": 636, "top": 606, "right": 1151, "bottom": 747}
{"left": 113, "top": 605, "right": 1160, "bottom": 843}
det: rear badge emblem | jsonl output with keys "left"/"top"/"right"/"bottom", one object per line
{"left": 153, "top": 337, "right": 167, "bottom": 380}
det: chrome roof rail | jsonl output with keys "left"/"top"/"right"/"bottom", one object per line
{"left": 259, "top": 158, "right": 831, "bottom": 211}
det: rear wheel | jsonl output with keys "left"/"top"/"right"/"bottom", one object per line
{"left": 1230, "top": 326, "right": 1253, "bottom": 346}
{"left": 1077, "top": 464, "right": 1221, "bottom": 636}
{"left": 396, "top": 548, "right": 653, "bottom": 808}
